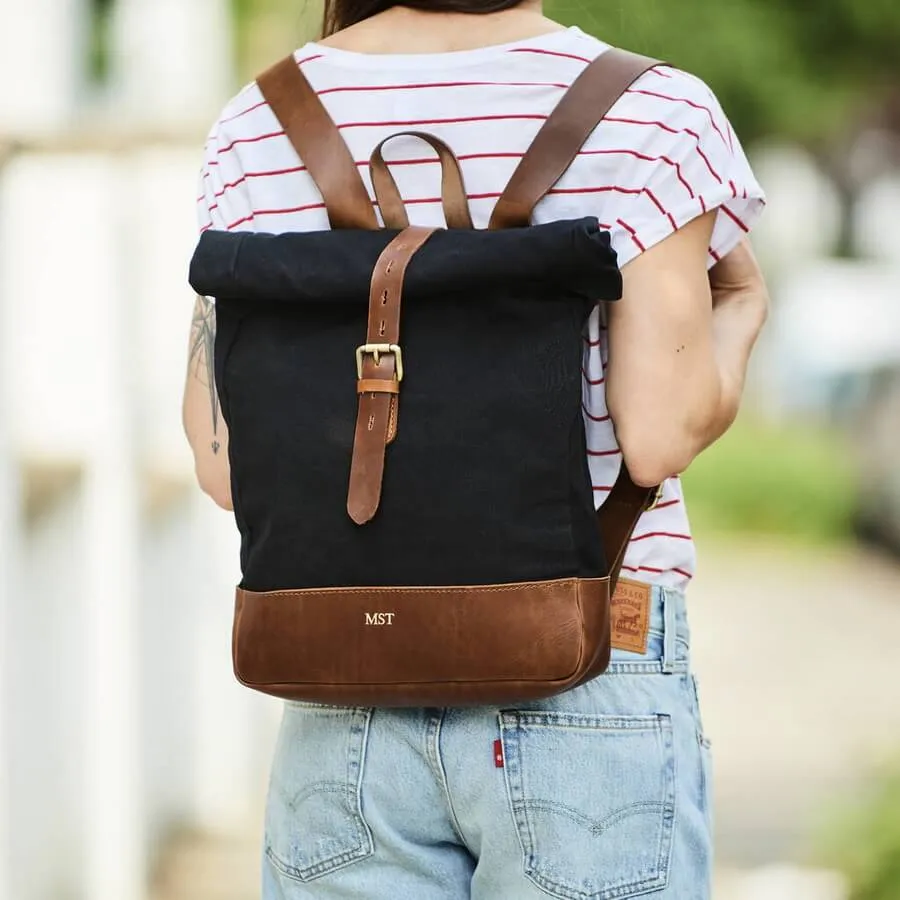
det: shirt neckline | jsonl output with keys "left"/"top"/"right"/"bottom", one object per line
{"left": 302, "top": 25, "right": 589, "bottom": 70}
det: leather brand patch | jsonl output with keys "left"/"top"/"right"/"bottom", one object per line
{"left": 610, "top": 578, "right": 650, "bottom": 654}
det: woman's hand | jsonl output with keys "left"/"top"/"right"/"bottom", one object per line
{"left": 707, "top": 239, "right": 770, "bottom": 435}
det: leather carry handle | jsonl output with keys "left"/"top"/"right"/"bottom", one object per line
{"left": 257, "top": 55, "right": 378, "bottom": 230}
{"left": 489, "top": 49, "right": 662, "bottom": 230}
{"left": 370, "top": 132, "right": 474, "bottom": 230}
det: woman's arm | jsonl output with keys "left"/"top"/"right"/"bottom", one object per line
{"left": 707, "top": 238, "right": 770, "bottom": 438}
{"left": 182, "top": 295, "right": 233, "bottom": 510}
{"left": 606, "top": 213, "right": 768, "bottom": 487}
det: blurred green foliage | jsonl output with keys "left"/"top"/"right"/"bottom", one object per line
{"left": 232, "top": 0, "right": 322, "bottom": 79}
{"left": 682, "top": 419, "right": 858, "bottom": 543}
{"left": 549, "top": 0, "right": 900, "bottom": 147}
{"left": 231, "top": 0, "right": 900, "bottom": 150}
{"left": 88, "top": 0, "right": 117, "bottom": 81}
{"left": 819, "top": 761, "right": 900, "bottom": 900}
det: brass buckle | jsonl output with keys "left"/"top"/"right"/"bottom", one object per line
{"left": 356, "top": 343, "right": 403, "bottom": 381}
{"left": 646, "top": 481, "right": 666, "bottom": 511}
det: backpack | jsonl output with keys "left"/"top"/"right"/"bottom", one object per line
{"left": 188, "top": 48, "right": 663, "bottom": 708}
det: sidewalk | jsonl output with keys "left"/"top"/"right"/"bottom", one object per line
{"left": 689, "top": 537, "right": 900, "bottom": 866}
{"left": 152, "top": 538, "right": 900, "bottom": 899}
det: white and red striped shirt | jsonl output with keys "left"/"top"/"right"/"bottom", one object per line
{"left": 197, "top": 25, "right": 766, "bottom": 589}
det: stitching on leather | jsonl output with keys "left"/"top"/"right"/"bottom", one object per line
{"left": 239, "top": 675, "right": 581, "bottom": 689}
{"left": 238, "top": 578, "right": 607, "bottom": 600}
{"left": 387, "top": 397, "right": 397, "bottom": 442}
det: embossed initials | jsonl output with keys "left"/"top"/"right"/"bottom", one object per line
{"left": 365, "top": 613, "right": 396, "bottom": 626}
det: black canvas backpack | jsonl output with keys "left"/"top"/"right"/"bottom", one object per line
{"left": 188, "top": 48, "right": 662, "bottom": 707}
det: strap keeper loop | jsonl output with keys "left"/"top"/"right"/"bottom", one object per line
{"left": 357, "top": 378, "right": 401, "bottom": 395}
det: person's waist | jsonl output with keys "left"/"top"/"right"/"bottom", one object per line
{"left": 608, "top": 580, "right": 691, "bottom": 672}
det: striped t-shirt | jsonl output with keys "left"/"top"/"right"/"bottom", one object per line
{"left": 197, "top": 25, "right": 766, "bottom": 589}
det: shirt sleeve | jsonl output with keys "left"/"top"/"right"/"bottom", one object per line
{"left": 196, "top": 120, "right": 255, "bottom": 236}
{"left": 600, "top": 67, "right": 766, "bottom": 269}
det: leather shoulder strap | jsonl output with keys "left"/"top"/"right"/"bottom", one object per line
{"left": 257, "top": 55, "right": 378, "bottom": 230}
{"left": 599, "top": 469, "right": 659, "bottom": 590}
{"left": 489, "top": 49, "right": 662, "bottom": 230}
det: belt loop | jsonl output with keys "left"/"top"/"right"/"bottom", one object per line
{"left": 661, "top": 587, "right": 677, "bottom": 674}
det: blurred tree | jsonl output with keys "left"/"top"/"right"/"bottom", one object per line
{"left": 232, "top": 0, "right": 322, "bottom": 79}
{"left": 88, "top": 0, "right": 117, "bottom": 82}
{"left": 549, "top": 0, "right": 900, "bottom": 254}
{"left": 230, "top": 0, "right": 900, "bottom": 254}
{"left": 550, "top": 0, "right": 900, "bottom": 145}
{"left": 230, "top": 0, "right": 900, "bottom": 147}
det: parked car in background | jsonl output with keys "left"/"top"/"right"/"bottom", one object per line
{"left": 770, "top": 260, "right": 900, "bottom": 554}
{"left": 854, "top": 364, "right": 900, "bottom": 554}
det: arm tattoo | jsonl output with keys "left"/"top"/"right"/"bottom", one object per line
{"left": 189, "top": 295, "right": 221, "bottom": 454}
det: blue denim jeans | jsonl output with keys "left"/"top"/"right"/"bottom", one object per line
{"left": 262, "top": 586, "right": 713, "bottom": 899}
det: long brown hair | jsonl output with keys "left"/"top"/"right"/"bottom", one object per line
{"left": 322, "top": 0, "right": 527, "bottom": 37}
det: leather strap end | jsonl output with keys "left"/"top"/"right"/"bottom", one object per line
{"left": 347, "top": 495, "right": 379, "bottom": 526}
{"left": 347, "top": 390, "right": 391, "bottom": 525}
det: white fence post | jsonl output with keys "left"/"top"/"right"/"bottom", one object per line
{"left": 108, "top": 0, "right": 233, "bottom": 128}
{"left": 1, "top": 152, "right": 146, "bottom": 900}
{"left": 0, "top": 0, "right": 88, "bottom": 134}
{"left": 1, "top": 140, "right": 277, "bottom": 899}
{"left": 0, "top": 213, "right": 14, "bottom": 900}
{"left": 128, "top": 145, "right": 270, "bottom": 834}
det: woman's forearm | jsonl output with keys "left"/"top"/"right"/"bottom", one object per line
{"left": 699, "top": 289, "right": 769, "bottom": 451}
{"left": 183, "top": 295, "right": 234, "bottom": 510}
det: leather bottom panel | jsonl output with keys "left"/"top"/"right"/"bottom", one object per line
{"left": 233, "top": 577, "right": 611, "bottom": 707}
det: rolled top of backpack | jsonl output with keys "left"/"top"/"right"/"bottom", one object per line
{"left": 189, "top": 217, "right": 622, "bottom": 306}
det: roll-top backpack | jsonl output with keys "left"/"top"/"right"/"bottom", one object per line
{"left": 188, "top": 48, "right": 663, "bottom": 708}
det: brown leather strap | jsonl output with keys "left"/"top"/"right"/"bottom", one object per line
{"left": 597, "top": 464, "right": 659, "bottom": 590}
{"left": 348, "top": 226, "right": 438, "bottom": 525}
{"left": 370, "top": 132, "right": 473, "bottom": 230}
{"left": 257, "top": 55, "right": 378, "bottom": 230}
{"left": 489, "top": 49, "right": 661, "bottom": 229}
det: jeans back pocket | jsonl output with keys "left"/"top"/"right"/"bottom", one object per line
{"left": 265, "top": 704, "right": 374, "bottom": 883}
{"left": 500, "top": 710, "right": 676, "bottom": 900}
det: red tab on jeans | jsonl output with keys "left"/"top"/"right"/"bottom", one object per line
{"left": 494, "top": 739, "right": 504, "bottom": 768}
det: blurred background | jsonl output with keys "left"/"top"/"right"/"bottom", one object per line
{"left": 1, "top": 1, "right": 899, "bottom": 898}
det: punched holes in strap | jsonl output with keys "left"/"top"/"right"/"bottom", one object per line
{"left": 347, "top": 226, "right": 438, "bottom": 526}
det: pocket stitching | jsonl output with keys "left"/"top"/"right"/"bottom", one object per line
{"left": 265, "top": 831, "right": 371, "bottom": 883}
{"left": 502, "top": 712, "right": 675, "bottom": 900}
{"left": 264, "top": 707, "right": 374, "bottom": 883}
